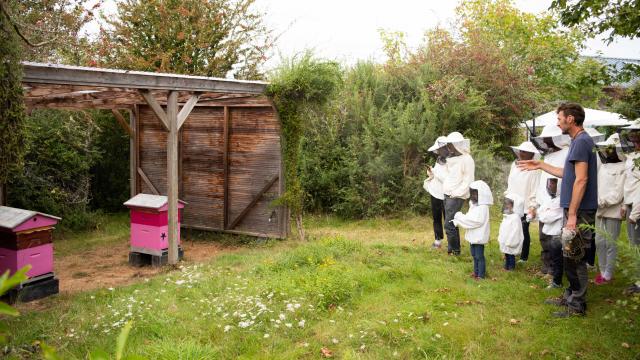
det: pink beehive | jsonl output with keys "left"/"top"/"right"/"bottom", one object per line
{"left": 124, "top": 194, "right": 186, "bottom": 256}
{"left": 0, "top": 206, "right": 60, "bottom": 278}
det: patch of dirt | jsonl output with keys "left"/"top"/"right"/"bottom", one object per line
{"left": 55, "top": 240, "right": 231, "bottom": 294}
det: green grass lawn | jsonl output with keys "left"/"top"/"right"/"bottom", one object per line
{"left": 4, "top": 213, "right": 640, "bottom": 359}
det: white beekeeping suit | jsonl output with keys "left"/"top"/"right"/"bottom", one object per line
{"left": 537, "top": 178, "right": 563, "bottom": 236}
{"left": 622, "top": 123, "right": 640, "bottom": 223}
{"left": 531, "top": 124, "right": 571, "bottom": 211}
{"left": 499, "top": 193, "right": 524, "bottom": 255}
{"left": 441, "top": 132, "right": 475, "bottom": 199}
{"left": 452, "top": 180, "right": 493, "bottom": 244}
{"left": 423, "top": 136, "right": 449, "bottom": 200}
{"left": 597, "top": 133, "right": 626, "bottom": 219}
{"left": 506, "top": 141, "right": 541, "bottom": 213}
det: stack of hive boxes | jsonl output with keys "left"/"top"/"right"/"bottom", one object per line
{"left": 124, "top": 194, "right": 186, "bottom": 266}
{"left": 0, "top": 206, "right": 60, "bottom": 302}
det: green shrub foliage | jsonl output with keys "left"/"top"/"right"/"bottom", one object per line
{"left": 5, "top": 107, "right": 129, "bottom": 228}
{"left": 0, "top": 5, "right": 26, "bottom": 185}
{"left": 267, "top": 53, "right": 342, "bottom": 235}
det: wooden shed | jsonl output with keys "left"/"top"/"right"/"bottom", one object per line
{"left": 17, "top": 62, "right": 288, "bottom": 262}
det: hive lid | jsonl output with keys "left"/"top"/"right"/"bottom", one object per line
{"left": 0, "top": 206, "right": 61, "bottom": 230}
{"left": 123, "top": 194, "right": 187, "bottom": 210}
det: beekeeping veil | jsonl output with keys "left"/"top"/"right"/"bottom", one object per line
{"left": 509, "top": 141, "right": 541, "bottom": 161}
{"left": 531, "top": 124, "right": 571, "bottom": 155}
{"left": 596, "top": 133, "right": 625, "bottom": 164}
{"left": 439, "top": 132, "right": 470, "bottom": 158}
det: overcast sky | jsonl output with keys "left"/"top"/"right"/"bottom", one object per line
{"left": 93, "top": 0, "right": 640, "bottom": 69}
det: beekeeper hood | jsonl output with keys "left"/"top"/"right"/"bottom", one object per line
{"left": 531, "top": 124, "right": 571, "bottom": 154}
{"left": 504, "top": 193, "right": 524, "bottom": 217}
{"left": 440, "top": 131, "right": 470, "bottom": 157}
{"left": 585, "top": 127, "right": 605, "bottom": 143}
{"left": 510, "top": 141, "right": 541, "bottom": 161}
{"left": 596, "top": 133, "right": 625, "bottom": 164}
{"left": 428, "top": 136, "right": 448, "bottom": 152}
{"left": 619, "top": 119, "right": 640, "bottom": 153}
{"left": 469, "top": 180, "right": 493, "bottom": 206}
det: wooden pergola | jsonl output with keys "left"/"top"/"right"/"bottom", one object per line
{"left": 18, "top": 62, "right": 288, "bottom": 264}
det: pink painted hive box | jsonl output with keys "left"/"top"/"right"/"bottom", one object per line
{"left": 0, "top": 206, "right": 60, "bottom": 278}
{"left": 124, "top": 194, "right": 186, "bottom": 256}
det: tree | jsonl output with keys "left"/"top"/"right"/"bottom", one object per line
{"left": 551, "top": 0, "right": 640, "bottom": 43}
{"left": 95, "top": 0, "right": 273, "bottom": 78}
{"left": 0, "top": 0, "right": 96, "bottom": 64}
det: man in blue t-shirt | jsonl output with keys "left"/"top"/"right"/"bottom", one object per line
{"left": 518, "top": 103, "right": 597, "bottom": 317}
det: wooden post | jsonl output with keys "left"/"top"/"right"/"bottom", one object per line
{"left": 223, "top": 106, "right": 230, "bottom": 229}
{"left": 167, "top": 91, "right": 179, "bottom": 265}
{"left": 129, "top": 109, "right": 137, "bottom": 197}
{"left": 0, "top": 183, "right": 5, "bottom": 206}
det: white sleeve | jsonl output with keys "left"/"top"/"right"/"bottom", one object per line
{"left": 433, "top": 164, "right": 448, "bottom": 183}
{"left": 453, "top": 207, "right": 486, "bottom": 230}
{"left": 527, "top": 171, "right": 540, "bottom": 209}
{"left": 600, "top": 172, "right": 625, "bottom": 207}
{"left": 464, "top": 156, "right": 475, "bottom": 188}
{"left": 538, "top": 205, "right": 563, "bottom": 223}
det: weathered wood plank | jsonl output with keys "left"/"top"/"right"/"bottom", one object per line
{"left": 177, "top": 93, "right": 201, "bottom": 130}
{"left": 167, "top": 90, "right": 180, "bottom": 265}
{"left": 23, "top": 62, "right": 267, "bottom": 94}
{"left": 111, "top": 109, "right": 133, "bottom": 137}
{"left": 137, "top": 168, "right": 159, "bottom": 195}
{"left": 129, "top": 109, "right": 137, "bottom": 197}
{"left": 228, "top": 175, "right": 279, "bottom": 230}
{"left": 223, "top": 106, "right": 230, "bottom": 229}
{"left": 140, "top": 90, "right": 169, "bottom": 131}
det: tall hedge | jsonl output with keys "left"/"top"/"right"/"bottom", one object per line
{"left": 0, "top": 6, "right": 26, "bottom": 188}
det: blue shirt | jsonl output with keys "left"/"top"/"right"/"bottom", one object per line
{"left": 560, "top": 131, "right": 598, "bottom": 210}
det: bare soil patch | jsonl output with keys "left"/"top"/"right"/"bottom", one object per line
{"left": 54, "top": 240, "right": 230, "bottom": 294}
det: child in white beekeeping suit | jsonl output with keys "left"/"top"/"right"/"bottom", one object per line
{"left": 451, "top": 180, "right": 493, "bottom": 279}
{"left": 529, "top": 124, "right": 570, "bottom": 275}
{"left": 506, "top": 141, "right": 541, "bottom": 264}
{"left": 499, "top": 193, "right": 524, "bottom": 271}
{"left": 424, "top": 136, "right": 449, "bottom": 249}
{"left": 593, "top": 133, "right": 626, "bottom": 285}
{"left": 537, "top": 177, "right": 564, "bottom": 289}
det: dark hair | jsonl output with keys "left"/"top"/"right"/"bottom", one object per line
{"left": 557, "top": 103, "right": 585, "bottom": 126}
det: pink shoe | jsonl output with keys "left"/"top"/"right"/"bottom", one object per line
{"left": 594, "top": 273, "right": 604, "bottom": 282}
{"left": 594, "top": 276, "right": 610, "bottom": 285}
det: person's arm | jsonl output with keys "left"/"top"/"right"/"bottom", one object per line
{"left": 565, "top": 161, "right": 588, "bottom": 231}
{"left": 517, "top": 160, "right": 563, "bottom": 178}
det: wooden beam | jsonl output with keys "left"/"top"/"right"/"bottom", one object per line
{"left": 111, "top": 109, "right": 133, "bottom": 137}
{"left": 177, "top": 93, "right": 200, "bottom": 129}
{"left": 140, "top": 90, "right": 169, "bottom": 130}
{"left": 228, "top": 175, "right": 279, "bottom": 230}
{"left": 137, "top": 167, "right": 159, "bottom": 195}
{"left": 129, "top": 109, "right": 137, "bottom": 197}
{"left": 166, "top": 90, "right": 180, "bottom": 265}
{"left": 223, "top": 106, "right": 230, "bottom": 229}
{"left": 182, "top": 224, "right": 285, "bottom": 239}
{"left": 23, "top": 62, "right": 268, "bottom": 94}
{"left": 134, "top": 105, "right": 141, "bottom": 194}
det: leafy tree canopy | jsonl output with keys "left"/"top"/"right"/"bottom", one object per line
{"left": 94, "top": 0, "right": 273, "bottom": 79}
{"left": 551, "top": 0, "right": 640, "bottom": 43}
